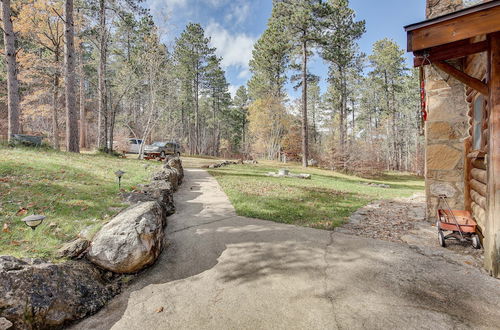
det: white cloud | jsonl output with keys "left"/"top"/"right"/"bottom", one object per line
{"left": 205, "top": 22, "right": 256, "bottom": 71}
{"left": 228, "top": 85, "right": 239, "bottom": 98}
{"left": 148, "top": 0, "right": 188, "bottom": 9}
{"left": 225, "top": 2, "right": 251, "bottom": 24}
{"left": 203, "top": 0, "right": 230, "bottom": 7}
{"left": 237, "top": 69, "right": 251, "bottom": 79}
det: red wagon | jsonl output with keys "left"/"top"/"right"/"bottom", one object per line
{"left": 436, "top": 195, "right": 481, "bottom": 249}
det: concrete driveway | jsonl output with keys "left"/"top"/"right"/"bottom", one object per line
{"left": 72, "top": 169, "right": 500, "bottom": 330}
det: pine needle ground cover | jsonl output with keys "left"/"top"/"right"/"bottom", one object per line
{"left": 0, "top": 147, "right": 159, "bottom": 259}
{"left": 208, "top": 162, "right": 424, "bottom": 230}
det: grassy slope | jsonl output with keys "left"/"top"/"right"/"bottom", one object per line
{"left": 208, "top": 161, "right": 424, "bottom": 230}
{"left": 0, "top": 147, "right": 160, "bottom": 259}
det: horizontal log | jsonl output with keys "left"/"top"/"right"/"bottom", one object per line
{"left": 471, "top": 189, "right": 487, "bottom": 209}
{"left": 471, "top": 201, "right": 486, "bottom": 228}
{"left": 471, "top": 168, "right": 487, "bottom": 184}
{"left": 470, "top": 179, "right": 487, "bottom": 196}
{"left": 472, "top": 158, "right": 487, "bottom": 170}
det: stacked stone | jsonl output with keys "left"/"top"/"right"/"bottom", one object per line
{"left": 424, "top": 0, "right": 469, "bottom": 220}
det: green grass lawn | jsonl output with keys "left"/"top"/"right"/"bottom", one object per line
{"left": 0, "top": 146, "right": 160, "bottom": 260}
{"left": 208, "top": 161, "right": 424, "bottom": 230}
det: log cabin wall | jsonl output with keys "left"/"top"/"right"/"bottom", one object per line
{"left": 464, "top": 46, "right": 488, "bottom": 233}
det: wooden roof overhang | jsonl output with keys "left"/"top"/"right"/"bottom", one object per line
{"left": 405, "top": 0, "right": 500, "bottom": 96}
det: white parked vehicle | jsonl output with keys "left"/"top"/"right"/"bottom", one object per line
{"left": 122, "top": 138, "right": 144, "bottom": 154}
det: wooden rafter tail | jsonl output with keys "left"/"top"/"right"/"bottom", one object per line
{"left": 413, "top": 40, "right": 489, "bottom": 67}
{"left": 434, "top": 60, "right": 489, "bottom": 96}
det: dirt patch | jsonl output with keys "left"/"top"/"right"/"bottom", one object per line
{"left": 337, "top": 193, "right": 485, "bottom": 271}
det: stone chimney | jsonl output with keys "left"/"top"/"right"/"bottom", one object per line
{"left": 426, "top": 0, "right": 463, "bottom": 18}
{"left": 424, "top": 0, "right": 468, "bottom": 220}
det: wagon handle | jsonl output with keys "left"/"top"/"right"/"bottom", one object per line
{"left": 438, "top": 195, "right": 465, "bottom": 241}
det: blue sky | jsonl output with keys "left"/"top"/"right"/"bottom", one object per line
{"left": 145, "top": 0, "right": 426, "bottom": 96}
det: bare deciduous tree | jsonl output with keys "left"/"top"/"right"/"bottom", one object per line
{"left": 1, "top": 0, "right": 20, "bottom": 141}
{"left": 64, "top": 0, "right": 79, "bottom": 152}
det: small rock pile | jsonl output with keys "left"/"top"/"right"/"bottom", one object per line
{"left": 0, "top": 157, "right": 184, "bottom": 329}
{"left": 203, "top": 159, "right": 258, "bottom": 169}
{"left": 361, "top": 182, "right": 391, "bottom": 189}
{"left": 266, "top": 171, "right": 311, "bottom": 180}
{"left": 207, "top": 160, "right": 238, "bottom": 168}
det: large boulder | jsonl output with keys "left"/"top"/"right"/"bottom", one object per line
{"left": 152, "top": 167, "right": 180, "bottom": 191}
{"left": 123, "top": 181, "right": 175, "bottom": 217}
{"left": 0, "top": 256, "right": 120, "bottom": 329}
{"left": 87, "top": 201, "right": 165, "bottom": 273}
{"left": 165, "top": 157, "right": 184, "bottom": 184}
{"left": 141, "top": 181, "right": 175, "bottom": 216}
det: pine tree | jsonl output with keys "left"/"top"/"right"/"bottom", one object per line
{"left": 232, "top": 86, "right": 249, "bottom": 153}
{"left": 369, "top": 38, "right": 406, "bottom": 170}
{"left": 174, "top": 23, "right": 215, "bottom": 155}
{"left": 271, "top": 0, "right": 327, "bottom": 167}
{"left": 248, "top": 14, "right": 290, "bottom": 100}
{"left": 321, "top": 0, "right": 365, "bottom": 159}
{"left": 205, "top": 55, "right": 230, "bottom": 155}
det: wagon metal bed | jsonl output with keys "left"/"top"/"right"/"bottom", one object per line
{"left": 436, "top": 195, "right": 481, "bottom": 249}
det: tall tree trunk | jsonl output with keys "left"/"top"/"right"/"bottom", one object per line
{"left": 194, "top": 71, "right": 199, "bottom": 155}
{"left": 109, "top": 97, "right": 116, "bottom": 153}
{"left": 79, "top": 44, "right": 87, "bottom": 149}
{"left": 1, "top": 0, "right": 20, "bottom": 142}
{"left": 301, "top": 40, "right": 309, "bottom": 167}
{"left": 52, "top": 73, "right": 60, "bottom": 150}
{"left": 64, "top": 0, "right": 79, "bottom": 153}
{"left": 97, "top": 0, "right": 107, "bottom": 150}
{"left": 351, "top": 98, "right": 355, "bottom": 142}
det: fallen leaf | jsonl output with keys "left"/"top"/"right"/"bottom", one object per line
{"left": 27, "top": 202, "right": 37, "bottom": 208}
{"left": 155, "top": 307, "right": 164, "bottom": 313}
{"left": 2, "top": 223, "right": 10, "bottom": 233}
{"left": 11, "top": 241, "right": 20, "bottom": 246}
{"left": 16, "top": 208, "right": 28, "bottom": 216}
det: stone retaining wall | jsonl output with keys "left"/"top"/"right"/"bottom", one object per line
{"left": 0, "top": 157, "right": 184, "bottom": 329}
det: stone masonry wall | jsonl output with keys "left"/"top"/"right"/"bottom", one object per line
{"left": 425, "top": 65, "right": 469, "bottom": 220}
{"left": 425, "top": 0, "right": 467, "bottom": 220}
{"left": 424, "top": 0, "right": 492, "bottom": 220}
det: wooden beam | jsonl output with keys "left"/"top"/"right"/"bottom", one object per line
{"left": 434, "top": 61, "right": 489, "bottom": 96}
{"left": 485, "top": 31, "right": 500, "bottom": 278}
{"left": 408, "top": 5, "right": 500, "bottom": 52}
{"left": 414, "top": 40, "right": 489, "bottom": 67}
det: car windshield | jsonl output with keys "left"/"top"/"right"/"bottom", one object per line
{"left": 152, "top": 142, "right": 166, "bottom": 147}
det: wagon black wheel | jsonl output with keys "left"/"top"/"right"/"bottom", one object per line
{"left": 472, "top": 235, "right": 481, "bottom": 249}
{"left": 438, "top": 230, "right": 446, "bottom": 247}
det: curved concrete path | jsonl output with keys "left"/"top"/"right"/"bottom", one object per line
{"left": 72, "top": 169, "right": 500, "bottom": 330}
